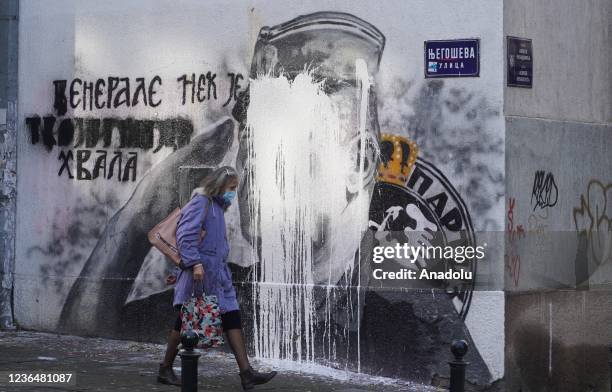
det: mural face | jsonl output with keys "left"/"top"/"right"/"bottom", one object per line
{"left": 232, "top": 15, "right": 384, "bottom": 363}
{"left": 14, "top": 3, "right": 505, "bottom": 387}
{"left": 235, "top": 12, "right": 383, "bottom": 260}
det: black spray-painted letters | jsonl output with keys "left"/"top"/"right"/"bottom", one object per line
{"left": 57, "top": 149, "right": 137, "bottom": 182}
{"left": 54, "top": 76, "right": 162, "bottom": 114}
{"left": 531, "top": 170, "right": 558, "bottom": 210}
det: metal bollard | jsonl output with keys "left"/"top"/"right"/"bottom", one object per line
{"left": 179, "top": 330, "right": 201, "bottom": 392}
{"left": 449, "top": 339, "right": 469, "bottom": 392}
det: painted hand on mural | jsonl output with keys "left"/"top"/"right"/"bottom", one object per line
{"left": 58, "top": 118, "right": 235, "bottom": 334}
{"left": 403, "top": 204, "right": 438, "bottom": 267}
{"left": 370, "top": 203, "right": 437, "bottom": 270}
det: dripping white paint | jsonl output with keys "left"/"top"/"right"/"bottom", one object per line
{"left": 245, "top": 62, "right": 375, "bottom": 367}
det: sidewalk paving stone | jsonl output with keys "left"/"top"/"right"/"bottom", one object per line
{"left": 0, "top": 331, "right": 442, "bottom": 392}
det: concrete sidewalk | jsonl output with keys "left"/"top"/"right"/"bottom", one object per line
{"left": 0, "top": 331, "right": 440, "bottom": 392}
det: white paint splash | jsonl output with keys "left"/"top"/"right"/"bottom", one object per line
{"left": 256, "top": 357, "right": 439, "bottom": 391}
{"left": 37, "top": 356, "right": 57, "bottom": 361}
{"left": 548, "top": 301, "right": 552, "bottom": 376}
{"left": 354, "top": 58, "right": 371, "bottom": 372}
{"left": 245, "top": 63, "right": 373, "bottom": 368}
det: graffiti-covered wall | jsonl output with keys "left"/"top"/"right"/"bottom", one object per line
{"left": 13, "top": 0, "right": 505, "bottom": 387}
{"left": 504, "top": 0, "right": 612, "bottom": 389}
{"left": 505, "top": 118, "right": 612, "bottom": 391}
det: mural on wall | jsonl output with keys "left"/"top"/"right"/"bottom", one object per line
{"left": 18, "top": 10, "right": 504, "bottom": 387}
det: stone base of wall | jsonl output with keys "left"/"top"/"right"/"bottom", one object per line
{"left": 505, "top": 291, "right": 612, "bottom": 391}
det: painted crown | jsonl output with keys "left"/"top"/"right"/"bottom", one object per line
{"left": 376, "top": 133, "right": 418, "bottom": 186}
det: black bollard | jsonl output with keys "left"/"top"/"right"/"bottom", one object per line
{"left": 179, "top": 330, "right": 201, "bottom": 392}
{"left": 609, "top": 343, "right": 612, "bottom": 392}
{"left": 449, "top": 339, "right": 469, "bottom": 392}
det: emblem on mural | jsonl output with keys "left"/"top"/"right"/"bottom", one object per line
{"left": 369, "top": 134, "right": 476, "bottom": 318}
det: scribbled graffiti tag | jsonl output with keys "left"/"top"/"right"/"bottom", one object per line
{"left": 506, "top": 197, "right": 525, "bottom": 287}
{"left": 573, "top": 180, "right": 612, "bottom": 266}
{"left": 531, "top": 170, "right": 558, "bottom": 211}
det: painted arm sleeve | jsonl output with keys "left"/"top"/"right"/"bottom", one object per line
{"left": 176, "top": 196, "right": 207, "bottom": 268}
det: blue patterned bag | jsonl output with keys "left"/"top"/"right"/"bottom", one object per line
{"left": 180, "top": 293, "right": 224, "bottom": 348}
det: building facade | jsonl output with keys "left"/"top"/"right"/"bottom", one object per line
{"left": 0, "top": 0, "right": 610, "bottom": 390}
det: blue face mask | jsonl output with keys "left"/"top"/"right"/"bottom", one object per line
{"left": 222, "top": 191, "right": 236, "bottom": 204}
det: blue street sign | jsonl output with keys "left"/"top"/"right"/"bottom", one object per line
{"left": 424, "top": 39, "right": 480, "bottom": 78}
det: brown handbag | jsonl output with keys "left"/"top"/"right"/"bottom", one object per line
{"left": 147, "top": 195, "right": 211, "bottom": 266}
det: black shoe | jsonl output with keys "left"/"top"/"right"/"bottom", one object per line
{"left": 239, "top": 366, "right": 277, "bottom": 390}
{"left": 157, "top": 363, "right": 182, "bottom": 386}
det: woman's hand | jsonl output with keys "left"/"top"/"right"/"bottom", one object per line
{"left": 193, "top": 263, "right": 205, "bottom": 281}
{"left": 165, "top": 274, "right": 177, "bottom": 285}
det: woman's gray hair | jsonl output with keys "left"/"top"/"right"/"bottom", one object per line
{"left": 192, "top": 166, "right": 239, "bottom": 198}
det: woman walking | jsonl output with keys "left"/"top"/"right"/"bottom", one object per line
{"left": 158, "top": 166, "right": 277, "bottom": 390}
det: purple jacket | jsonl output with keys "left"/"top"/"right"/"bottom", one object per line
{"left": 173, "top": 194, "right": 239, "bottom": 314}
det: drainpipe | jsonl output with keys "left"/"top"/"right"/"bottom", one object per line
{"left": 0, "top": 0, "right": 18, "bottom": 330}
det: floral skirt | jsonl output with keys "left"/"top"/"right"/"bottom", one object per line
{"left": 172, "top": 305, "right": 241, "bottom": 331}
